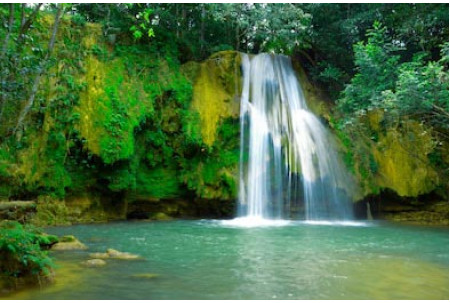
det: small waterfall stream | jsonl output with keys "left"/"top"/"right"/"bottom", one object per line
{"left": 238, "top": 53, "right": 354, "bottom": 222}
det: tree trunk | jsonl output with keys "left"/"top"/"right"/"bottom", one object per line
{"left": 20, "top": 4, "right": 26, "bottom": 28}
{"left": 16, "top": 3, "right": 43, "bottom": 51}
{"left": 14, "top": 5, "right": 64, "bottom": 141}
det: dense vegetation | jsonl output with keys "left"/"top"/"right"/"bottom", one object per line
{"left": 0, "top": 221, "right": 56, "bottom": 291}
{"left": 0, "top": 2, "right": 446, "bottom": 209}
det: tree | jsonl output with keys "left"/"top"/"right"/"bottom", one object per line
{"left": 0, "top": 4, "right": 44, "bottom": 135}
{"left": 338, "top": 22, "right": 400, "bottom": 114}
{"left": 298, "top": 3, "right": 449, "bottom": 99}
{"left": 14, "top": 4, "right": 65, "bottom": 141}
{"left": 211, "top": 4, "right": 311, "bottom": 54}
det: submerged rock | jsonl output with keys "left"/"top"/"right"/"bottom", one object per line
{"left": 82, "top": 259, "right": 106, "bottom": 267}
{"left": 106, "top": 248, "right": 141, "bottom": 260}
{"left": 51, "top": 235, "right": 87, "bottom": 251}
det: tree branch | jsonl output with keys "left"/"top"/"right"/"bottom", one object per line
{"left": 17, "top": 3, "right": 43, "bottom": 48}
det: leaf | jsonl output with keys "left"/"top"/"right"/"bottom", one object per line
{"left": 148, "top": 28, "right": 155, "bottom": 38}
{"left": 133, "top": 30, "right": 143, "bottom": 40}
{"left": 7, "top": 244, "right": 16, "bottom": 253}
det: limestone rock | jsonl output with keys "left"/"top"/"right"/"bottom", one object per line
{"left": 106, "top": 248, "right": 141, "bottom": 260}
{"left": 82, "top": 259, "right": 106, "bottom": 267}
{"left": 51, "top": 236, "right": 87, "bottom": 251}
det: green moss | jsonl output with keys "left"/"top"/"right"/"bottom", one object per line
{"left": 372, "top": 120, "right": 439, "bottom": 196}
{"left": 149, "top": 212, "right": 173, "bottom": 221}
{"left": 339, "top": 109, "right": 441, "bottom": 198}
{"left": 179, "top": 117, "right": 240, "bottom": 200}
{"left": 31, "top": 196, "right": 71, "bottom": 227}
{"left": 136, "top": 165, "right": 182, "bottom": 199}
{"left": 294, "top": 60, "right": 333, "bottom": 120}
{"left": 191, "top": 51, "right": 241, "bottom": 146}
{"left": 77, "top": 55, "right": 153, "bottom": 164}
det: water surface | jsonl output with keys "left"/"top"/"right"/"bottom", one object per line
{"left": 5, "top": 220, "right": 448, "bottom": 300}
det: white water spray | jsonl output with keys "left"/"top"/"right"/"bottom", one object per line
{"left": 238, "top": 53, "right": 354, "bottom": 222}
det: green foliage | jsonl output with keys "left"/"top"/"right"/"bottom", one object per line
{"left": 389, "top": 53, "right": 449, "bottom": 132}
{"left": 31, "top": 196, "right": 71, "bottom": 226}
{"left": 334, "top": 22, "right": 448, "bottom": 198}
{"left": 338, "top": 22, "right": 400, "bottom": 113}
{"left": 338, "top": 23, "right": 448, "bottom": 142}
{"left": 71, "top": 13, "right": 86, "bottom": 26}
{"left": 338, "top": 23, "right": 449, "bottom": 167}
{"left": 0, "top": 221, "right": 54, "bottom": 280}
{"left": 136, "top": 166, "right": 181, "bottom": 199}
{"left": 211, "top": 3, "right": 311, "bottom": 54}
{"left": 0, "top": 148, "right": 12, "bottom": 178}
{"left": 0, "top": 3, "right": 447, "bottom": 206}
{"left": 130, "top": 7, "right": 155, "bottom": 41}
{"left": 301, "top": 3, "right": 448, "bottom": 99}
{"left": 179, "top": 117, "right": 240, "bottom": 200}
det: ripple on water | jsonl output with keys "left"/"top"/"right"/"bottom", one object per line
{"left": 209, "top": 218, "right": 372, "bottom": 228}
{"left": 218, "top": 216, "right": 292, "bottom": 228}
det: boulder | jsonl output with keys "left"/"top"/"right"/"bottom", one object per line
{"left": 106, "top": 248, "right": 141, "bottom": 260}
{"left": 51, "top": 235, "right": 87, "bottom": 251}
{"left": 82, "top": 259, "right": 106, "bottom": 267}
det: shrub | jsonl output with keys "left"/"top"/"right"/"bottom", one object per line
{"left": 0, "top": 221, "right": 55, "bottom": 292}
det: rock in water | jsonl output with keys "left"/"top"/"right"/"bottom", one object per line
{"left": 82, "top": 259, "right": 106, "bottom": 267}
{"left": 51, "top": 235, "right": 87, "bottom": 251}
{"left": 106, "top": 248, "right": 141, "bottom": 260}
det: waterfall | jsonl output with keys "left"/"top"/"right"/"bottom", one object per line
{"left": 238, "top": 53, "right": 354, "bottom": 221}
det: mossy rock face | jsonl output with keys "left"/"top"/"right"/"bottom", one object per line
{"left": 292, "top": 60, "right": 333, "bottom": 121}
{"left": 150, "top": 212, "right": 173, "bottom": 221}
{"left": 365, "top": 111, "right": 439, "bottom": 197}
{"left": 191, "top": 51, "right": 242, "bottom": 146}
{"left": 337, "top": 108, "right": 444, "bottom": 203}
{"left": 383, "top": 211, "right": 449, "bottom": 225}
{"left": 76, "top": 55, "right": 153, "bottom": 164}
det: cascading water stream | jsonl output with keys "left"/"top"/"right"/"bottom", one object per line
{"left": 238, "top": 53, "right": 355, "bottom": 222}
